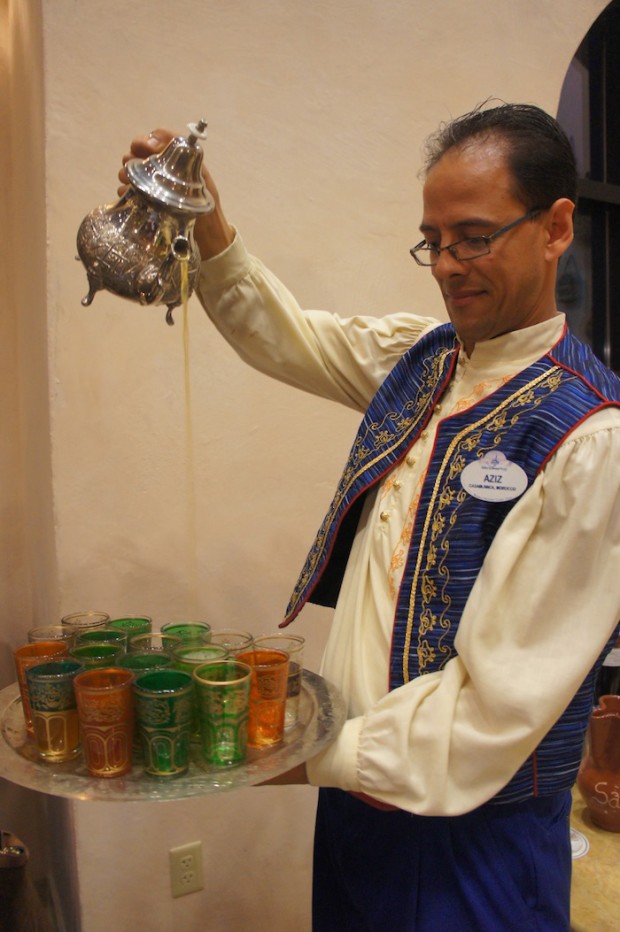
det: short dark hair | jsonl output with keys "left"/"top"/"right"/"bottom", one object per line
{"left": 423, "top": 101, "right": 577, "bottom": 208}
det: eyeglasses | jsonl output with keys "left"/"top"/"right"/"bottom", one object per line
{"left": 410, "top": 208, "right": 545, "bottom": 267}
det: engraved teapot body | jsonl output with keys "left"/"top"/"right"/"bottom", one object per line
{"left": 77, "top": 120, "right": 214, "bottom": 324}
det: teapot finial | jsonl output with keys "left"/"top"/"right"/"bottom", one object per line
{"left": 125, "top": 120, "right": 214, "bottom": 214}
{"left": 76, "top": 118, "right": 214, "bottom": 324}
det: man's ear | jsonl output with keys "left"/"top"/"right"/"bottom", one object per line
{"left": 545, "top": 198, "right": 575, "bottom": 261}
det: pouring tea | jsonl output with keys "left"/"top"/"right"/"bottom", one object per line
{"left": 76, "top": 119, "right": 214, "bottom": 324}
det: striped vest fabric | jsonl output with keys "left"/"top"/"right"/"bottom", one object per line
{"left": 283, "top": 323, "right": 620, "bottom": 802}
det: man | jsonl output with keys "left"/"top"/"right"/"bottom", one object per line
{"left": 123, "top": 103, "right": 620, "bottom": 930}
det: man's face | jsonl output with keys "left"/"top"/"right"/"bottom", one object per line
{"left": 421, "top": 139, "right": 557, "bottom": 355}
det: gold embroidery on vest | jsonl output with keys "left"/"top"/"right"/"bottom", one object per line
{"left": 402, "top": 367, "right": 563, "bottom": 683}
{"left": 286, "top": 347, "right": 456, "bottom": 617}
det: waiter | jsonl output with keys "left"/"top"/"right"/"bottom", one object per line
{"left": 123, "top": 102, "right": 620, "bottom": 930}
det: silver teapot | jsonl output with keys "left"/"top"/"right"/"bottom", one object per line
{"left": 77, "top": 120, "right": 214, "bottom": 324}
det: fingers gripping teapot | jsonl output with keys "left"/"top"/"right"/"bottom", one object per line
{"left": 77, "top": 120, "right": 214, "bottom": 324}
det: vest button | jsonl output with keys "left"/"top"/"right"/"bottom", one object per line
{"left": 393, "top": 480, "right": 402, "bottom": 491}
{"left": 379, "top": 511, "right": 391, "bottom": 522}
{"left": 406, "top": 455, "right": 416, "bottom": 467}
{"left": 434, "top": 403, "right": 442, "bottom": 414}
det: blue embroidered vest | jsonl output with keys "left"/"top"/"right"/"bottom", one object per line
{"left": 282, "top": 323, "right": 620, "bottom": 803}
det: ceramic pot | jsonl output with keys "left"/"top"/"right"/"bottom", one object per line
{"left": 577, "top": 694, "right": 620, "bottom": 832}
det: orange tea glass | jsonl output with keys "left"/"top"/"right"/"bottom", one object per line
{"left": 253, "top": 635, "right": 305, "bottom": 729}
{"left": 74, "top": 667, "right": 135, "bottom": 778}
{"left": 28, "top": 625, "right": 76, "bottom": 647}
{"left": 13, "top": 641, "right": 70, "bottom": 733}
{"left": 237, "top": 648, "right": 289, "bottom": 749}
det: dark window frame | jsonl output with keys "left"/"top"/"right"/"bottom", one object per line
{"left": 557, "top": 0, "right": 620, "bottom": 372}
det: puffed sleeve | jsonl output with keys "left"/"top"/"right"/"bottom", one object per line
{"left": 197, "top": 231, "right": 438, "bottom": 412}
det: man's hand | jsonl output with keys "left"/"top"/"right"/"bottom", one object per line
{"left": 258, "top": 762, "right": 309, "bottom": 786}
{"left": 257, "top": 768, "right": 399, "bottom": 811}
{"left": 118, "top": 128, "right": 234, "bottom": 260}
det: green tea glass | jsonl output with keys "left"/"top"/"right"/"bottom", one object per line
{"left": 118, "top": 651, "right": 172, "bottom": 674}
{"left": 76, "top": 628, "right": 128, "bottom": 651}
{"left": 128, "top": 632, "right": 181, "bottom": 654}
{"left": 161, "top": 622, "right": 212, "bottom": 644}
{"left": 133, "top": 670, "right": 194, "bottom": 777}
{"left": 193, "top": 661, "right": 252, "bottom": 768}
{"left": 118, "top": 651, "right": 172, "bottom": 757}
{"left": 171, "top": 644, "right": 229, "bottom": 738}
{"left": 70, "top": 643, "right": 123, "bottom": 669}
{"left": 108, "top": 616, "right": 152, "bottom": 638}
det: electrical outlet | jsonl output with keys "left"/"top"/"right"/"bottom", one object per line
{"left": 169, "top": 841, "right": 204, "bottom": 898}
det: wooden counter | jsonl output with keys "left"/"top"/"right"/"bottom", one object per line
{"left": 570, "top": 789, "right": 618, "bottom": 931}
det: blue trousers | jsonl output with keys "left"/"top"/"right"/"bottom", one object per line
{"left": 312, "top": 788, "right": 572, "bottom": 931}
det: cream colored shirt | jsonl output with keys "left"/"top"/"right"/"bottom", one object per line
{"left": 198, "top": 233, "right": 620, "bottom": 816}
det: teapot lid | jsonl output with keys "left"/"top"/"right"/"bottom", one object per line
{"left": 125, "top": 119, "right": 215, "bottom": 214}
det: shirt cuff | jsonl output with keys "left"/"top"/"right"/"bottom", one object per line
{"left": 198, "top": 227, "right": 252, "bottom": 295}
{"left": 305, "top": 715, "right": 364, "bottom": 791}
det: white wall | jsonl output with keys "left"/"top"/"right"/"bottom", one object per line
{"left": 1, "top": 1, "right": 610, "bottom": 929}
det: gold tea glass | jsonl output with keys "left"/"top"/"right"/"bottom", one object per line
{"left": 13, "top": 641, "right": 70, "bottom": 733}
{"left": 133, "top": 669, "right": 194, "bottom": 777}
{"left": 209, "top": 629, "right": 254, "bottom": 655}
{"left": 61, "top": 611, "right": 110, "bottom": 633}
{"left": 254, "top": 634, "right": 305, "bottom": 728}
{"left": 237, "top": 648, "right": 289, "bottom": 749}
{"left": 74, "top": 667, "right": 135, "bottom": 778}
{"left": 193, "top": 660, "right": 252, "bottom": 768}
{"left": 69, "top": 643, "right": 123, "bottom": 669}
{"left": 25, "top": 660, "right": 83, "bottom": 762}
{"left": 161, "top": 621, "right": 212, "bottom": 644}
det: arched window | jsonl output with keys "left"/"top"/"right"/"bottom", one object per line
{"left": 557, "top": 0, "right": 620, "bottom": 372}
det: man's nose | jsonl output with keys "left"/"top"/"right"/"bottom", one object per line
{"left": 432, "top": 247, "right": 467, "bottom": 279}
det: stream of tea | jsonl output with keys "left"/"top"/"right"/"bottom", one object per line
{"left": 180, "top": 259, "right": 200, "bottom": 617}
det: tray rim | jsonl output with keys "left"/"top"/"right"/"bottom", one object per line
{"left": 0, "top": 669, "right": 345, "bottom": 802}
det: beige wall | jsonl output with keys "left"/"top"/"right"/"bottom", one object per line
{"left": 0, "top": 0, "right": 610, "bottom": 929}
{"left": 0, "top": 2, "right": 70, "bottom": 923}
{"left": 0, "top": 0, "right": 57, "bottom": 694}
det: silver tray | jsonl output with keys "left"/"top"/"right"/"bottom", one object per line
{"left": 0, "top": 670, "right": 345, "bottom": 802}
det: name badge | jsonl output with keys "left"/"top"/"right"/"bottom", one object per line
{"left": 460, "top": 451, "right": 528, "bottom": 503}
